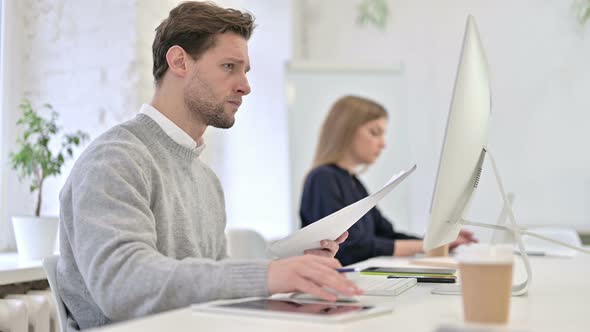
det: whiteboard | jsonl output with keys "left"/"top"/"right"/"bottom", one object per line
{"left": 285, "top": 62, "right": 415, "bottom": 234}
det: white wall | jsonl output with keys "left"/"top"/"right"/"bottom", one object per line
{"left": 0, "top": 0, "right": 26, "bottom": 250}
{"left": 0, "top": 0, "right": 144, "bottom": 250}
{"left": 294, "top": 0, "right": 590, "bottom": 235}
{"left": 210, "top": 0, "right": 293, "bottom": 239}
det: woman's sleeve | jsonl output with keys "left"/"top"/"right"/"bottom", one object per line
{"left": 300, "top": 170, "right": 347, "bottom": 227}
{"left": 300, "top": 170, "right": 395, "bottom": 265}
{"left": 373, "top": 208, "right": 421, "bottom": 240}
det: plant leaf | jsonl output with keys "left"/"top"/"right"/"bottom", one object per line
{"left": 9, "top": 98, "right": 90, "bottom": 214}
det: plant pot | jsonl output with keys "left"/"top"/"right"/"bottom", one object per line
{"left": 11, "top": 216, "right": 59, "bottom": 261}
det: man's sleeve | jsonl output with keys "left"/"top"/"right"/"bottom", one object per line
{"left": 61, "top": 143, "right": 269, "bottom": 322}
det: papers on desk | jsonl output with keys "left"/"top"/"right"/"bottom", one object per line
{"left": 518, "top": 227, "right": 582, "bottom": 258}
{"left": 434, "top": 325, "right": 527, "bottom": 332}
{"left": 268, "top": 165, "right": 417, "bottom": 258}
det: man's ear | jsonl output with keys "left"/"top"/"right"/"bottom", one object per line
{"left": 165, "top": 45, "right": 191, "bottom": 78}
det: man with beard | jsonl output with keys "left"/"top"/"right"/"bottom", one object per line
{"left": 57, "top": 2, "right": 361, "bottom": 331}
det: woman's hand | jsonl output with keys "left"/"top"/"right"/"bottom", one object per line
{"left": 450, "top": 229, "right": 478, "bottom": 250}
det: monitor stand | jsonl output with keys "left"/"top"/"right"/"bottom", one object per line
{"left": 431, "top": 147, "right": 589, "bottom": 297}
{"left": 491, "top": 192, "right": 515, "bottom": 245}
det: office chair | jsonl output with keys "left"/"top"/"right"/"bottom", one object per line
{"left": 43, "top": 255, "right": 68, "bottom": 332}
{"left": 226, "top": 228, "right": 269, "bottom": 259}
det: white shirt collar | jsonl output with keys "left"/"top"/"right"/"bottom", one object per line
{"left": 139, "top": 104, "right": 202, "bottom": 150}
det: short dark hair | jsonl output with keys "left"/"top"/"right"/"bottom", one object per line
{"left": 152, "top": 1, "right": 255, "bottom": 85}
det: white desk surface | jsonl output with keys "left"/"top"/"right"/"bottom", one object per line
{"left": 90, "top": 252, "right": 590, "bottom": 332}
{"left": 0, "top": 252, "right": 45, "bottom": 285}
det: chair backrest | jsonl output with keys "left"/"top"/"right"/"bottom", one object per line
{"left": 43, "top": 255, "right": 67, "bottom": 332}
{"left": 226, "top": 229, "right": 269, "bottom": 259}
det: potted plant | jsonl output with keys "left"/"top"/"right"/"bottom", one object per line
{"left": 9, "top": 98, "right": 88, "bottom": 261}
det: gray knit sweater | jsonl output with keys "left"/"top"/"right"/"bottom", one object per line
{"left": 57, "top": 114, "right": 269, "bottom": 330}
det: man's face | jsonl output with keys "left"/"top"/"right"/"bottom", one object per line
{"left": 184, "top": 32, "right": 251, "bottom": 129}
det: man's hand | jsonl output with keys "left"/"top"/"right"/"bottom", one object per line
{"left": 267, "top": 254, "right": 362, "bottom": 302}
{"left": 303, "top": 231, "right": 348, "bottom": 258}
{"left": 450, "top": 229, "right": 478, "bottom": 250}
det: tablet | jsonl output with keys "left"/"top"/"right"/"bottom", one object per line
{"left": 268, "top": 165, "right": 416, "bottom": 258}
{"left": 192, "top": 297, "right": 393, "bottom": 323}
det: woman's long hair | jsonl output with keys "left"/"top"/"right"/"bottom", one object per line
{"left": 311, "top": 95, "right": 387, "bottom": 169}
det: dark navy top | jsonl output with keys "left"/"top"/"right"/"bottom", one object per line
{"left": 299, "top": 164, "right": 420, "bottom": 265}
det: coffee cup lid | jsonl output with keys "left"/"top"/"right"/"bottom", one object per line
{"left": 457, "top": 244, "right": 514, "bottom": 264}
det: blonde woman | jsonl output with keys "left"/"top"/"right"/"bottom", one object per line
{"left": 299, "top": 95, "right": 476, "bottom": 265}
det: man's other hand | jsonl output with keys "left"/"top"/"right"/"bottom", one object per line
{"left": 303, "top": 231, "right": 348, "bottom": 258}
{"left": 267, "top": 254, "right": 362, "bottom": 302}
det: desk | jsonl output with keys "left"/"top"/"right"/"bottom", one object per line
{"left": 91, "top": 253, "right": 590, "bottom": 332}
{"left": 0, "top": 253, "right": 45, "bottom": 286}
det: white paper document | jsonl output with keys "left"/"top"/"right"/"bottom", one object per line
{"left": 268, "top": 164, "right": 417, "bottom": 258}
{"left": 518, "top": 227, "right": 582, "bottom": 258}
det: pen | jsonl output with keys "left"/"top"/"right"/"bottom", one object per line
{"left": 387, "top": 275, "right": 456, "bottom": 283}
{"left": 514, "top": 250, "right": 545, "bottom": 256}
{"left": 336, "top": 267, "right": 362, "bottom": 273}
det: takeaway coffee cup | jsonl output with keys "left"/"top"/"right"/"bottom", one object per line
{"left": 457, "top": 244, "right": 514, "bottom": 324}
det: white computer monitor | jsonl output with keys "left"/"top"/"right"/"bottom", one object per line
{"left": 422, "top": 15, "right": 588, "bottom": 296}
{"left": 423, "top": 15, "right": 491, "bottom": 252}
